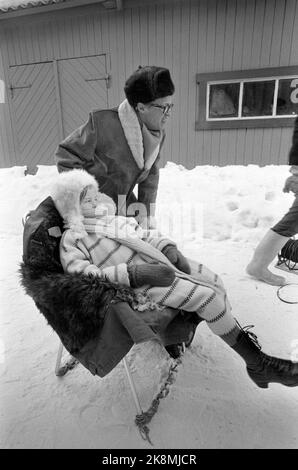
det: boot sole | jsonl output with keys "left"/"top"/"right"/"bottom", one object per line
{"left": 253, "top": 380, "right": 298, "bottom": 389}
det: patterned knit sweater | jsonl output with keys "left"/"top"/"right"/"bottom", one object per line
{"left": 60, "top": 217, "right": 175, "bottom": 287}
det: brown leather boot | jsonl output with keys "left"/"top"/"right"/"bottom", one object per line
{"left": 232, "top": 327, "right": 298, "bottom": 388}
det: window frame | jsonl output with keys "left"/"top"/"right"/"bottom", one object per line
{"left": 196, "top": 66, "right": 298, "bottom": 130}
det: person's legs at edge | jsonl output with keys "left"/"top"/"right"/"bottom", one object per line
{"left": 246, "top": 195, "right": 298, "bottom": 286}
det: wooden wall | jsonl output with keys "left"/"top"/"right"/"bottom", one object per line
{"left": 0, "top": 0, "right": 298, "bottom": 168}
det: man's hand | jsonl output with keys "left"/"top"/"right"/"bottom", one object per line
{"left": 283, "top": 174, "right": 298, "bottom": 194}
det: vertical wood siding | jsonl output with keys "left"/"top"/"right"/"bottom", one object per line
{"left": 0, "top": 0, "right": 298, "bottom": 168}
{"left": 0, "top": 33, "right": 17, "bottom": 167}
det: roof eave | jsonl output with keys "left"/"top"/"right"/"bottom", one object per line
{"left": 0, "top": 0, "right": 123, "bottom": 20}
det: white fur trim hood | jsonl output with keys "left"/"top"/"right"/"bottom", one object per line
{"left": 51, "top": 169, "right": 99, "bottom": 237}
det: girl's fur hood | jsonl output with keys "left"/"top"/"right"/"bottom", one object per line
{"left": 51, "top": 169, "right": 99, "bottom": 237}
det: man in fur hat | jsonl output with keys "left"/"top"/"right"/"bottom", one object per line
{"left": 55, "top": 65, "right": 175, "bottom": 230}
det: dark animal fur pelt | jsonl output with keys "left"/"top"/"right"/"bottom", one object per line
{"left": 20, "top": 262, "right": 136, "bottom": 353}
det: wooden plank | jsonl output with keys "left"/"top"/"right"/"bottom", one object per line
{"left": 92, "top": 15, "right": 102, "bottom": 55}
{"left": 210, "top": 129, "right": 221, "bottom": 165}
{"left": 218, "top": 129, "right": 229, "bottom": 165}
{"left": 251, "top": 128, "right": 264, "bottom": 165}
{"left": 289, "top": 0, "right": 298, "bottom": 65}
{"left": 30, "top": 24, "right": 41, "bottom": 62}
{"left": 51, "top": 20, "right": 61, "bottom": 59}
{"left": 241, "top": 0, "right": 255, "bottom": 69}
{"left": 148, "top": 4, "right": 157, "bottom": 64}
{"left": 163, "top": 2, "right": 174, "bottom": 163}
{"left": 53, "top": 60, "right": 64, "bottom": 141}
{"left": 139, "top": 5, "right": 149, "bottom": 66}
{"left": 123, "top": 7, "right": 133, "bottom": 77}
{"left": 86, "top": 15, "right": 96, "bottom": 56}
{"left": 78, "top": 14, "right": 89, "bottom": 57}
{"left": 131, "top": 6, "right": 141, "bottom": 71}
{"left": 71, "top": 16, "right": 81, "bottom": 58}
{"left": 4, "top": 28, "right": 19, "bottom": 66}
{"left": 235, "top": 128, "right": 246, "bottom": 165}
{"left": 269, "top": 127, "right": 282, "bottom": 164}
{"left": 259, "top": 0, "right": 275, "bottom": 68}
{"left": 116, "top": 9, "right": 126, "bottom": 103}
{"left": 202, "top": 129, "right": 212, "bottom": 165}
{"left": 156, "top": 2, "right": 165, "bottom": 66}
{"left": 44, "top": 22, "right": 54, "bottom": 60}
{"left": 195, "top": 0, "right": 208, "bottom": 164}
{"left": 250, "top": 0, "right": 266, "bottom": 68}
{"left": 269, "top": 0, "right": 285, "bottom": 66}
{"left": 1, "top": 31, "right": 18, "bottom": 166}
{"left": 223, "top": 0, "right": 236, "bottom": 71}
{"left": 214, "top": 0, "right": 226, "bottom": 71}
{"left": 171, "top": 0, "right": 181, "bottom": 163}
{"left": 279, "top": 127, "right": 293, "bottom": 164}
{"left": 279, "top": 0, "right": 296, "bottom": 66}
{"left": 197, "top": 0, "right": 207, "bottom": 73}
{"left": 232, "top": 0, "right": 245, "bottom": 70}
{"left": 186, "top": 0, "right": 199, "bottom": 168}
{"left": 260, "top": 127, "right": 272, "bottom": 165}
{"left": 225, "top": 129, "right": 237, "bottom": 165}
{"left": 179, "top": 0, "right": 190, "bottom": 167}
{"left": 108, "top": 11, "right": 120, "bottom": 106}
{"left": 206, "top": 0, "right": 216, "bottom": 72}
{"left": 243, "top": 129, "right": 254, "bottom": 164}
{"left": 0, "top": 40, "right": 12, "bottom": 166}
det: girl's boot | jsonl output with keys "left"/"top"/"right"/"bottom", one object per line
{"left": 232, "top": 326, "right": 298, "bottom": 388}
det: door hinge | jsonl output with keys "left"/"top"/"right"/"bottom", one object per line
{"left": 85, "top": 74, "right": 111, "bottom": 88}
{"left": 9, "top": 84, "right": 32, "bottom": 99}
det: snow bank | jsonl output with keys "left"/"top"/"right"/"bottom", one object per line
{"left": 0, "top": 163, "right": 298, "bottom": 449}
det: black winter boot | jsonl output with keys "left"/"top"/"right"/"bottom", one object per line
{"left": 232, "top": 326, "right": 298, "bottom": 388}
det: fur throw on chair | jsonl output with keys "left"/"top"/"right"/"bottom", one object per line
{"left": 20, "top": 262, "right": 138, "bottom": 354}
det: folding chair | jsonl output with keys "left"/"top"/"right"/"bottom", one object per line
{"left": 55, "top": 340, "right": 143, "bottom": 414}
{"left": 54, "top": 339, "right": 185, "bottom": 416}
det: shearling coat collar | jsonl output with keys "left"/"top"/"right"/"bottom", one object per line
{"left": 118, "top": 99, "right": 161, "bottom": 171}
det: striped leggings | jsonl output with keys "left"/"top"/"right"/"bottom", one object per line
{"left": 139, "top": 258, "right": 239, "bottom": 344}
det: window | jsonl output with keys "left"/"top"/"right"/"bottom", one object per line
{"left": 196, "top": 66, "right": 298, "bottom": 130}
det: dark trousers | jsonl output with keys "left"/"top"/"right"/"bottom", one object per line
{"left": 272, "top": 195, "right": 298, "bottom": 237}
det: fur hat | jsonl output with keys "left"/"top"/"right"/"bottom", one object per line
{"left": 51, "top": 169, "right": 99, "bottom": 237}
{"left": 124, "top": 65, "right": 175, "bottom": 108}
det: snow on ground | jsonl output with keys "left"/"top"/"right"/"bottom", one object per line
{"left": 0, "top": 163, "right": 298, "bottom": 449}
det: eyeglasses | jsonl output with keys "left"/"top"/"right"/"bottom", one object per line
{"left": 149, "top": 103, "right": 174, "bottom": 115}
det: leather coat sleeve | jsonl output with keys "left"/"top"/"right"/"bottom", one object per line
{"left": 55, "top": 113, "right": 97, "bottom": 171}
{"left": 138, "top": 157, "right": 160, "bottom": 217}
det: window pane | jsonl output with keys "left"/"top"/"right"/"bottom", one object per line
{"left": 208, "top": 83, "right": 239, "bottom": 118}
{"left": 276, "top": 78, "right": 298, "bottom": 116}
{"left": 242, "top": 80, "right": 275, "bottom": 117}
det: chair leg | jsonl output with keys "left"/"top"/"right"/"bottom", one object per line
{"left": 55, "top": 341, "right": 64, "bottom": 376}
{"left": 55, "top": 340, "right": 78, "bottom": 376}
{"left": 122, "top": 357, "right": 143, "bottom": 415}
{"left": 55, "top": 342, "right": 142, "bottom": 414}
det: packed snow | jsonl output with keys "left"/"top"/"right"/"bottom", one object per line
{"left": 0, "top": 162, "right": 298, "bottom": 449}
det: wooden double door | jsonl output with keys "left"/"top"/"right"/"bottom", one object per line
{"left": 9, "top": 54, "right": 109, "bottom": 168}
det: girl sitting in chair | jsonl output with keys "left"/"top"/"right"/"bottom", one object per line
{"left": 51, "top": 169, "right": 298, "bottom": 389}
